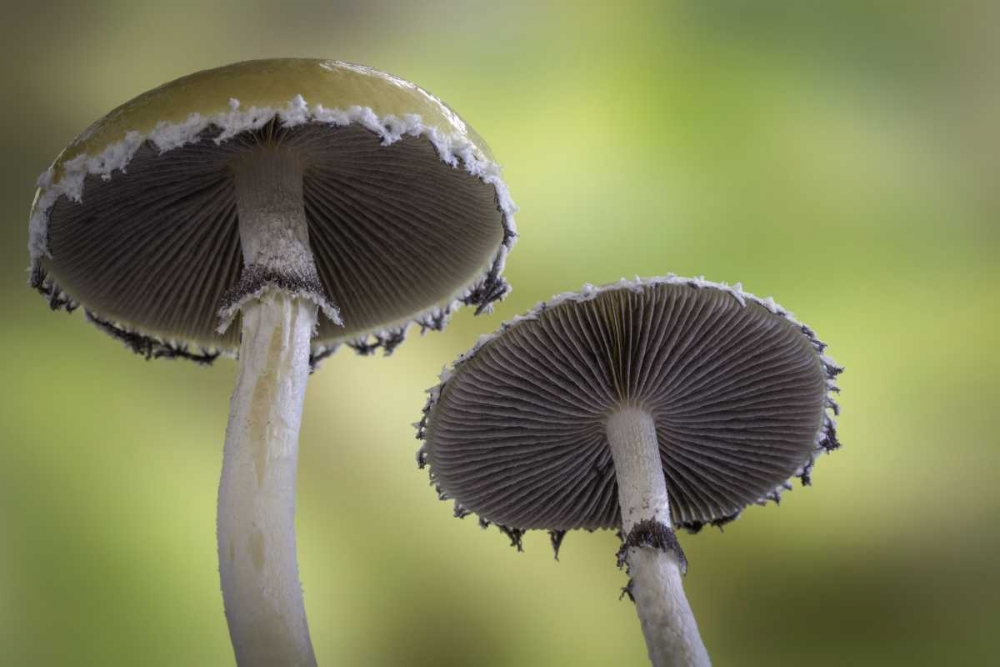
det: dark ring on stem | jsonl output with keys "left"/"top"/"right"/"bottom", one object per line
{"left": 219, "top": 263, "right": 332, "bottom": 313}
{"left": 616, "top": 518, "right": 688, "bottom": 575}
{"left": 216, "top": 263, "right": 340, "bottom": 335}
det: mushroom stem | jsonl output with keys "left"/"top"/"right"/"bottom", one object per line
{"left": 217, "top": 294, "right": 318, "bottom": 667}
{"left": 232, "top": 146, "right": 316, "bottom": 280}
{"left": 607, "top": 408, "right": 711, "bottom": 667}
{"left": 217, "top": 147, "right": 320, "bottom": 667}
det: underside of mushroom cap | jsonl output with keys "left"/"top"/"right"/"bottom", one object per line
{"left": 28, "top": 59, "right": 516, "bottom": 363}
{"left": 418, "top": 276, "right": 842, "bottom": 538}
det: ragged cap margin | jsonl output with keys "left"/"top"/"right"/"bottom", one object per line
{"left": 27, "top": 96, "right": 517, "bottom": 364}
{"left": 415, "top": 275, "right": 843, "bottom": 555}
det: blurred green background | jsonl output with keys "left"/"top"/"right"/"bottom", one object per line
{"left": 2, "top": 1, "right": 997, "bottom": 665}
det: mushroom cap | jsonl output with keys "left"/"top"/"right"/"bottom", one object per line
{"left": 419, "top": 277, "right": 841, "bottom": 534}
{"left": 29, "top": 59, "right": 516, "bottom": 362}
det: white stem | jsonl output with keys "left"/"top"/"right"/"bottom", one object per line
{"left": 217, "top": 149, "right": 318, "bottom": 667}
{"left": 233, "top": 147, "right": 315, "bottom": 276}
{"left": 218, "top": 296, "right": 318, "bottom": 667}
{"left": 607, "top": 408, "right": 711, "bottom": 667}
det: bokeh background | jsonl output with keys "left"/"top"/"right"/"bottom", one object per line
{"left": 2, "top": 1, "right": 997, "bottom": 665}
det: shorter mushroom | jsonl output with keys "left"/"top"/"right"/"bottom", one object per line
{"left": 417, "top": 276, "right": 842, "bottom": 666}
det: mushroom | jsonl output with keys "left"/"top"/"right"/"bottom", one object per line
{"left": 28, "top": 59, "right": 516, "bottom": 666}
{"left": 417, "top": 276, "right": 841, "bottom": 666}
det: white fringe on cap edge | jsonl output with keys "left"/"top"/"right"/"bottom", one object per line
{"left": 28, "top": 95, "right": 518, "bottom": 361}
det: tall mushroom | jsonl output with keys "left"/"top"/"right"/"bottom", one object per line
{"left": 417, "top": 277, "right": 841, "bottom": 667}
{"left": 28, "top": 59, "right": 516, "bottom": 666}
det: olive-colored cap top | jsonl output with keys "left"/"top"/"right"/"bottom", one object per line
{"left": 418, "top": 278, "right": 841, "bottom": 536}
{"left": 29, "top": 59, "right": 516, "bottom": 363}
{"left": 51, "top": 59, "right": 495, "bottom": 180}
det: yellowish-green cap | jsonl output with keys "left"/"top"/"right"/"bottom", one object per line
{"left": 56, "top": 59, "right": 494, "bottom": 177}
{"left": 28, "top": 59, "right": 517, "bottom": 364}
